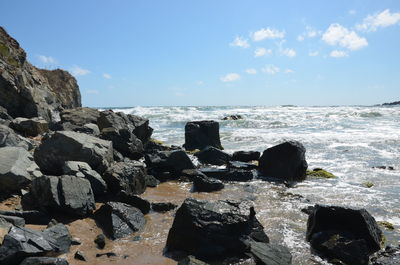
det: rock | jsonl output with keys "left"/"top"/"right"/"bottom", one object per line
{"left": 247, "top": 241, "right": 292, "bottom": 265}
{"left": 63, "top": 161, "right": 107, "bottom": 196}
{"left": 232, "top": 151, "right": 260, "bottom": 162}
{"left": 60, "top": 107, "right": 100, "bottom": 127}
{"left": 306, "top": 168, "right": 335, "bottom": 178}
{"left": 151, "top": 202, "right": 178, "bottom": 212}
{"left": 29, "top": 175, "right": 95, "bottom": 216}
{"left": 127, "top": 114, "right": 153, "bottom": 143}
{"left": 0, "top": 146, "right": 40, "bottom": 192}
{"left": 222, "top": 169, "right": 257, "bottom": 182}
{"left": 222, "top": 115, "right": 243, "bottom": 121}
{"left": 96, "top": 252, "right": 117, "bottom": 258}
{"left": 145, "top": 150, "right": 195, "bottom": 176}
{"left": 0, "top": 27, "right": 80, "bottom": 122}
{"left": 94, "top": 202, "right": 145, "bottom": 239}
{"left": 0, "top": 210, "right": 50, "bottom": 225}
{"left": 307, "top": 204, "right": 383, "bottom": 265}
{"left": 194, "top": 146, "right": 232, "bottom": 166}
{"left": 20, "top": 257, "right": 69, "bottom": 265}
{"left": 103, "top": 161, "right": 146, "bottom": 195}
{"left": 76, "top": 123, "right": 100, "bottom": 136}
{"left": 42, "top": 223, "right": 72, "bottom": 253}
{"left": 71, "top": 238, "right": 81, "bottom": 245}
{"left": 10, "top": 117, "right": 48, "bottom": 137}
{"left": 370, "top": 245, "right": 400, "bottom": 265}
{"left": 144, "top": 138, "right": 174, "bottom": 154}
{"left": 74, "top": 251, "right": 87, "bottom": 261}
{"left": 34, "top": 131, "right": 113, "bottom": 175}
{"left": 116, "top": 191, "right": 151, "bottom": 214}
{"left": 94, "top": 234, "right": 106, "bottom": 249}
{"left": 377, "top": 221, "right": 395, "bottom": 230}
{"left": 372, "top": 166, "right": 395, "bottom": 170}
{"left": 382, "top": 101, "right": 400, "bottom": 106}
{"left": 178, "top": 256, "right": 209, "bottom": 265}
{"left": 193, "top": 175, "right": 224, "bottom": 192}
{"left": 166, "top": 198, "right": 269, "bottom": 260}
{"left": 0, "top": 217, "right": 12, "bottom": 243}
{"left": 145, "top": 174, "right": 160, "bottom": 187}
{"left": 184, "top": 120, "right": 223, "bottom": 151}
{"left": 0, "top": 125, "right": 34, "bottom": 150}
{"left": 258, "top": 141, "right": 308, "bottom": 181}
{"left": 227, "top": 161, "right": 258, "bottom": 170}
{"left": 0, "top": 226, "right": 66, "bottom": 265}
{"left": 101, "top": 126, "right": 144, "bottom": 160}
{"left": 0, "top": 106, "right": 12, "bottom": 122}
{"left": 0, "top": 214, "right": 25, "bottom": 226}
{"left": 199, "top": 168, "right": 229, "bottom": 179}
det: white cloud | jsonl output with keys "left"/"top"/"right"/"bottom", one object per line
{"left": 87, "top": 89, "right": 99, "bottom": 94}
{"left": 284, "top": 69, "right": 294, "bottom": 74}
{"left": 252, "top": 27, "right": 285, "bottom": 41}
{"left": 70, "top": 66, "right": 91, "bottom": 76}
{"left": 309, "top": 51, "right": 319, "bottom": 56}
{"left": 230, "top": 36, "right": 250, "bottom": 48}
{"left": 356, "top": 9, "right": 400, "bottom": 32}
{"left": 103, "top": 73, "right": 112, "bottom": 79}
{"left": 330, "top": 50, "right": 348, "bottom": 57}
{"left": 297, "top": 35, "right": 305, "bottom": 41}
{"left": 220, "top": 73, "right": 241, "bottom": 82}
{"left": 245, "top": 68, "right": 257, "bottom": 74}
{"left": 322, "top": 23, "right": 368, "bottom": 50}
{"left": 281, "top": 48, "right": 296, "bottom": 57}
{"left": 254, "top": 47, "right": 272, "bottom": 57}
{"left": 262, "top": 65, "right": 280, "bottom": 75}
{"left": 297, "top": 26, "right": 320, "bottom": 41}
{"left": 37, "top": 55, "right": 57, "bottom": 65}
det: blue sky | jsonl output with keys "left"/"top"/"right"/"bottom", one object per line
{"left": 1, "top": 0, "right": 400, "bottom": 107}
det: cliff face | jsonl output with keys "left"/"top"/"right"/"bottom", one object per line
{"left": 0, "top": 27, "right": 81, "bottom": 122}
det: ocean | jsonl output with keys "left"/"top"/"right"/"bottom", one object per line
{"left": 111, "top": 105, "right": 400, "bottom": 265}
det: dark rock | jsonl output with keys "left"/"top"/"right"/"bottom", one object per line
{"left": 151, "top": 202, "right": 178, "bottom": 212}
{"left": 200, "top": 168, "right": 229, "bottom": 179}
{"left": 60, "top": 107, "right": 100, "bottom": 127}
{"left": 29, "top": 175, "right": 95, "bottom": 216}
{"left": 370, "top": 245, "right": 400, "bottom": 265}
{"left": 76, "top": 123, "right": 100, "bottom": 136}
{"left": 94, "top": 234, "right": 106, "bottom": 249}
{"left": 144, "top": 138, "right": 174, "bottom": 154}
{"left": 246, "top": 241, "right": 292, "bottom": 265}
{"left": 232, "top": 151, "right": 260, "bottom": 162}
{"left": 10, "top": 117, "right": 48, "bottom": 137}
{"left": 178, "top": 256, "right": 209, "bottom": 265}
{"left": 372, "top": 166, "right": 395, "bottom": 171}
{"left": 166, "top": 198, "right": 269, "bottom": 260}
{"left": 222, "top": 115, "right": 243, "bottom": 120}
{"left": 0, "top": 27, "right": 80, "bottom": 122}
{"left": 127, "top": 114, "right": 153, "bottom": 143}
{"left": 184, "top": 120, "right": 223, "bottom": 151}
{"left": 145, "top": 150, "right": 195, "bottom": 175}
{"left": 382, "top": 101, "right": 400, "bottom": 106}
{"left": 34, "top": 131, "right": 113, "bottom": 175}
{"left": 103, "top": 161, "right": 146, "bottom": 195}
{"left": 101, "top": 126, "right": 144, "bottom": 160}
{"left": 0, "top": 125, "right": 35, "bottom": 150}
{"left": 20, "top": 257, "right": 69, "bottom": 265}
{"left": 116, "top": 191, "right": 151, "bottom": 214}
{"left": 71, "top": 238, "right": 81, "bottom": 245}
{"left": 96, "top": 252, "right": 117, "bottom": 258}
{"left": 94, "top": 202, "right": 145, "bottom": 239}
{"left": 258, "top": 141, "right": 308, "bottom": 181}
{"left": 222, "top": 169, "right": 257, "bottom": 182}
{"left": 300, "top": 206, "right": 315, "bottom": 215}
{"left": 0, "top": 210, "right": 50, "bottom": 225}
{"left": 227, "top": 161, "right": 258, "bottom": 170}
{"left": 194, "top": 146, "right": 232, "bottom": 166}
{"left": 307, "top": 204, "right": 383, "bottom": 265}
{"left": 145, "top": 174, "right": 160, "bottom": 187}
{"left": 0, "top": 146, "right": 41, "bottom": 192}
{"left": 0, "top": 106, "right": 12, "bottom": 121}
{"left": 74, "top": 251, "right": 87, "bottom": 261}
{"left": 0, "top": 214, "right": 25, "bottom": 226}
{"left": 42, "top": 223, "right": 72, "bottom": 253}
{"left": 193, "top": 175, "right": 224, "bottom": 192}
{"left": 63, "top": 161, "right": 107, "bottom": 196}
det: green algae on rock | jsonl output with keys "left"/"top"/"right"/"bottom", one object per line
{"left": 306, "top": 168, "right": 336, "bottom": 179}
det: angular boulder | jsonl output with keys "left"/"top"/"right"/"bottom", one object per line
{"left": 116, "top": 191, "right": 151, "bottom": 214}
{"left": 194, "top": 146, "right": 232, "bottom": 166}
{"left": 306, "top": 204, "right": 383, "bottom": 265}
{"left": 42, "top": 223, "right": 72, "bottom": 253}
{"left": 103, "top": 161, "right": 146, "bottom": 195}
{"left": 145, "top": 150, "right": 195, "bottom": 177}
{"left": 34, "top": 131, "right": 113, "bottom": 175}
{"left": 370, "top": 245, "right": 400, "bottom": 265}
{"left": 0, "top": 125, "right": 33, "bottom": 150}
{"left": 258, "top": 141, "right": 308, "bottom": 181}
{"left": 246, "top": 241, "right": 292, "bottom": 265}
{"left": 222, "top": 169, "right": 257, "bottom": 182}
{"left": 184, "top": 120, "right": 222, "bottom": 151}
{"left": 60, "top": 107, "right": 100, "bottom": 127}
{"left": 232, "top": 151, "right": 260, "bottom": 162}
{"left": 193, "top": 175, "right": 224, "bottom": 192}
{"left": 94, "top": 202, "right": 145, "bottom": 239}
{"left": 166, "top": 198, "right": 269, "bottom": 260}
{"left": 10, "top": 117, "right": 48, "bottom": 137}
{"left": 151, "top": 202, "right": 178, "bottom": 213}
{"left": 0, "top": 210, "right": 50, "bottom": 225}
{"left": 0, "top": 147, "right": 41, "bottom": 192}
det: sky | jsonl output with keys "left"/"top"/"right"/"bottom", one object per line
{"left": 1, "top": 0, "right": 400, "bottom": 107}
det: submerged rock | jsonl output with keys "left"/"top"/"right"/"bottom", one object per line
{"left": 184, "top": 120, "right": 222, "bottom": 151}
{"left": 306, "top": 168, "right": 335, "bottom": 178}
{"left": 194, "top": 146, "right": 232, "bottom": 166}
{"left": 151, "top": 202, "right": 178, "bottom": 212}
{"left": 258, "top": 141, "right": 308, "bottom": 181}
{"left": 222, "top": 115, "right": 243, "bottom": 121}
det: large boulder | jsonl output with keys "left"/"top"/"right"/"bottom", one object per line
{"left": 29, "top": 175, "right": 95, "bottom": 216}
{"left": 232, "top": 151, "right": 260, "bottom": 162}
{"left": 184, "top": 120, "right": 223, "bottom": 151}
{"left": 101, "top": 127, "right": 144, "bottom": 160}
{"left": 10, "top": 117, "right": 48, "bottom": 137}
{"left": 103, "top": 161, "right": 147, "bottom": 195}
{"left": 246, "top": 241, "right": 292, "bottom": 265}
{"left": 194, "top": 146, "right": 232, "bottom": 166}
{"left": 0, "top": 147, "right": 41, "bottom": 192}
{"left": 94, "top": 202, "right": 145, "bottom": 239}
{"left": 145, "top": 150, "right": 195, "bottom": 177}
{"left": 192, "top": 174, "right": 224, "bottom": 192}
{"left": 42, "top": 223, "right": 72, "bottom": 253}
{"left": 306, "top": 204, "right": 383, "bottom": 265}
{"left": 60, "top": 107, "right": 100, "bottom": 127}
{"left": 166, "top": 198, "right": 269, "bottom": 261}
{"left": 0, "top": 125, "right": 34, "bottom": 150}
{"left": 0, "top": 27, "right": 80, "bottom": 122}
{"left": 258, "top": 141, "right": 308, "bottom": 181}
{"left": 34, "top": 131, "right": 113, "bottom": 175}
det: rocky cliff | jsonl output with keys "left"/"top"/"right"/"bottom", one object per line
{"left": 0, "top": 27, "right": 81, "bottom": 122}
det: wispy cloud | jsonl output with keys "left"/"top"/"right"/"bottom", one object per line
{"left": 309, "top": 51, "right": 319, "bottom": 56}
{"left": 252, "top": 27, "right": 285, "bottom": 41}
{"left": 220, "top": 73, "right": 241, "bottom": 82}
{"left": 281, "top": 48, "right": 296, "bottom": 57}
{"left": 356, "top": 9, "right": 400, "bottom": 32}
{"left": 330, "top": 50, "right": 348, "bottom": 58}
{"left": 254, "top": 47, "right": 272, "bottom": 57}
{"left": 322, "top": 23, "right": 368, "bottom": 50}
{"left": 230, "top": 36, "right": 250, "bottom": 48}
{"left": 103, "top": 73, "right": 112, "bottom": 79}
{"left": 70, "top": 66, "right": 91, "bottom": 76}
{"left": 284, "top": 69, "right": 295, "bottom": 74}
{"left": 245, "top": 68, "right": 257, "bottom": 74}
{"left": 262, "top": 65, "right": 280, "bottom": 75}
{"left": 37, "top": 55, "right": 57, "bottom": 65}
{"left": 297, "top": 26, "right": 320, "bottom": 41}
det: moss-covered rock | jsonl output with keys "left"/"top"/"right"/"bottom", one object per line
{"left": 363, "top": 181, "right": 374, "bottom": 188}
{"left": 149, "top": 138, "right": 164, "bottom": 145}
{"left": 377, "top": 221, "right": 395, "bottom": 231}
{"left": 306, "top": 168, "right": 336, "bottom": 178}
